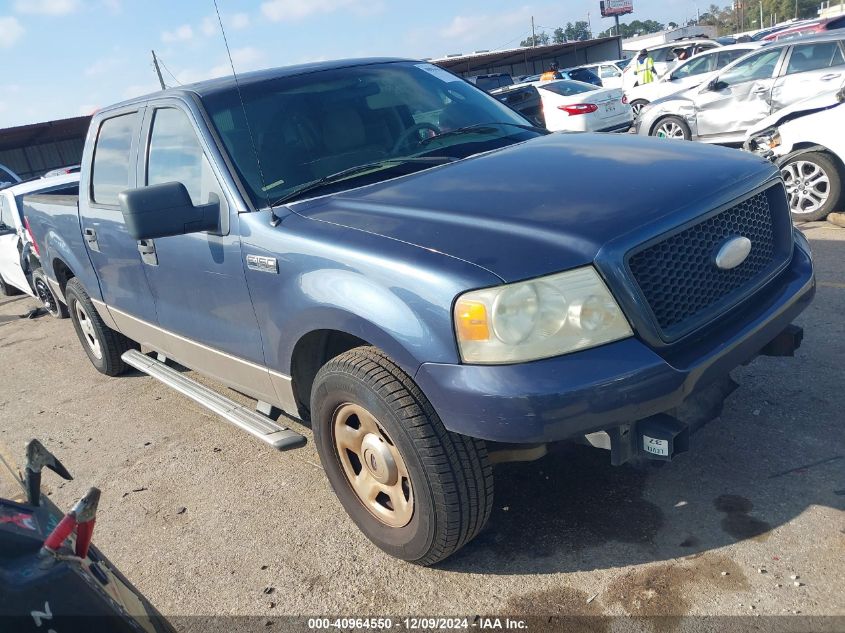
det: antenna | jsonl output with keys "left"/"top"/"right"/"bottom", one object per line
{"left": 151, "top": 50, "right": 166, "bottom": 90}
{"left": 212, "top": 0, "right": 277, "bottom": 223}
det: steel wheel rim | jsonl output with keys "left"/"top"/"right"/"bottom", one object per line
{"left": 34, "top": 278, "right": 57, "bottom": 315}
{"left": 782, "top": 160, "right": 831, "bottom": 215}
{"left": 332, "top": 403, "right": 414, "bottom": 528}
{"left": 632, "top": 101, "right": 646, "bottom": 116}
{"left": 655, "top": 121, "right": 685, "bottom": 139}
{"left": 74, "top": 301, "right": 102, "bottom": 360}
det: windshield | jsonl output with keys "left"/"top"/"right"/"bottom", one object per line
{"left": 202, "top": 61, "right": 540, "bottom": 208}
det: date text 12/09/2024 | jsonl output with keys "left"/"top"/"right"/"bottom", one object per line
{"left": 307, "top": 618, "right": 529, "bottom": 630}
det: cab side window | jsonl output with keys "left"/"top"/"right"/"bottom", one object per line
{"left": 719, "top": 48, "right": 782, "bottom": 86}
{"left": 785, "top": 42, "right": 845, "bottom": 75}
{"left": 146, "top": 108, "right": 219, "bottom": 206}
{"left": 0, "top": 197, "right": 12, "bottom": 228}
{"left": 674, "top": 54, "right": 716, "bottom": 78}
{"left": 91, "top": 112, "right": 139, "bottom": 206}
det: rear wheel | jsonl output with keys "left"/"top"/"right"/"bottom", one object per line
{"left": 32, "top": 269, "right": 68, "bottom": 319}
{"left": 651, "top": 116, "right": 691, "bottom": 140}
{"left": 631, "top": 99, "right": 649, "bottom": 117}
{"left": 311, "top": 346, "right": 494, "bottom": 565}
{"left": 781, "top": 152, "right": 842, "bottom": 222}
{"left": 65, "top": 278, "right": 137, "bottom": 376}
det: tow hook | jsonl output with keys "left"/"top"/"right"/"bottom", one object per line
{"left": 637, "top": 414, "right": 689, "bottom": 462}
{"left": 760, "top": 324, "right": 804, "bottom": 357}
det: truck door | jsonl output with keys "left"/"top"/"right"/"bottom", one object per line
{"left": 0, "top": 193, "right": 30, "bottom": 295}
{"left": 694, "top": 47, "right": 785, "bottom": 139}
{"left": 79, "top": 107, "right": 158, "bottom": 324}
{"left": 134, "top": 102, "right": 274, "bottom": 400}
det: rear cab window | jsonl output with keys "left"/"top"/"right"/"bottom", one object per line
{"left": 91, "top": 112, "right": 139, "bottom": 206}
{"left": 540, "top": 80, "right": 596, "bottom": 97}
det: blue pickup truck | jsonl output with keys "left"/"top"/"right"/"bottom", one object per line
{"left": 24, "top": 58, "right": 814, "bottom": 565}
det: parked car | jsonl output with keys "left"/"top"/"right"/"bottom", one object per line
{"left": 43, "top": 164, "right": 81, "bottom": 178}
{"left": 0, "top": 163, "right": 20, "bottom": 189}
{"left": 621, "top": 38, "right": 722, "bottom": 89}
{"left": 635, "top": 33, "right": 845, "bottom": 143}
{"left": 467, "top": 73, "right": 514, "bottom": 92}
{"left": 25, "top": 58, "right": 814, "bottom": 565}
{"left": 745, "top": 81, "right": 845, "bottom": 221}
{"left": 538, "top": 79, "right": 632, "bottom": 132}
{"left": 0, "top": 174, "right": 78, "bottom": 316}
{"left": 764, "top": 15, "right": 845, "bottom": 42}
{"left": 625, "top": 43, "right": 763, "bottom": 116}
{"left": 518, "top": 67, "right": 604, "bottom": 87}
{"left": 490, "top": 82, "right": 545, "bottom": 127}
{"left": 568, "top": 60, "right": 629, "bottom": 89}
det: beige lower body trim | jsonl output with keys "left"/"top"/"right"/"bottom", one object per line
{"left": 47, "top": 276, "right": 64, "bottom": 303}
{"left": 106, "top": 306, "right": 298, "bottom": 417}
{"left": 90, "top": 298, "right": 120, "bottom": 331}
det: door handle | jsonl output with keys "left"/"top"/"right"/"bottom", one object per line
{"left": 751, "top": 86, "right": 768, "bottom": 95}
{"left": 83, "top": 228, "right": 99, "bottom": 252}
{"left": 137, "top": 239, "right": 158, "bottom": 266}
{"left": 821, "top": 73, "right": 841, "bottom": 81}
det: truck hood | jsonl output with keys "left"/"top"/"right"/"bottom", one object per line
{"left": 289, "top": 132, "right": 777, "bottom": 282}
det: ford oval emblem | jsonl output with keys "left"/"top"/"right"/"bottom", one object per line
{"left": 714, "top": 236, "right": 752, "bottom": 270}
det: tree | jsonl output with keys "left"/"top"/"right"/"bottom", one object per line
{"left": 564, "top": 21, "right": 592, "bottom": 41}
{"left": 552, "top": 27, "right": 566, "bottom": 44}
{"left": 668, "top": 21, "right": 679, "bottom": 29}
{"left": 520, "top": 32, "right": 550, "bottom": 47}
{"left": 598, "top": 19, "right": 664, "bottom": 38}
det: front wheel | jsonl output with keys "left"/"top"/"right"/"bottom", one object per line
{"left": 651, "top": 115, "right": 691, "bottom": 140}
{"left": 781, "top": 152, "right": 842, "bottom": 222}
{"left": 65, "top": 278, "right": 137, "bottom": 376}
{"left": 311, "top": 347, "right": 494, "bottom": 565}
{"left": 32, "top": 269, "right": 68, "bottom": 319}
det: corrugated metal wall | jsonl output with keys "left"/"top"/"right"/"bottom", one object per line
{"left": 0, "top": 137, "right": 85, "bottom": 180}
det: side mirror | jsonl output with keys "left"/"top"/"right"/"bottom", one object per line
{"left": 119, "top": 182, "right": 219, "bottom": 241}
{"left": 706, "top": 78, "right": 727, "bottom": 91}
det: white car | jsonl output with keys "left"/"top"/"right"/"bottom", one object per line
{"left": 570, "top": 60, "right": 629, "bottom": 89}
{"left": 537, "top": 79, "right": 633, "bottom": 133}
{"left": 0, "top": 163, "right": 20, "bottom": 189}
{"left": 621, "top": 39, "right": 722, "bottom": 91}
{"left": 625, "top": 43, "right": 763, "bottom": 116}
{"left": 745, "top": 83, "right": 845, "bottom": 221}
{"left": 0, "top": 173, "right": 78, "bottom": 315}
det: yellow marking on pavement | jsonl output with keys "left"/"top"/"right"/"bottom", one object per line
{"left": 818, "top": 281, "right": 845, "bottom": 289}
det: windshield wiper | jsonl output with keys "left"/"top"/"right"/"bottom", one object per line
{"left": 419, "top": 121, "right": 547, "bottom": 147}
{"left": 270, "top": 156, "right": 456, "bottom": 207}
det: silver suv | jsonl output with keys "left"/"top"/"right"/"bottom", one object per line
{"left": 636, "top": 33, "right": 845, "bottom": 143}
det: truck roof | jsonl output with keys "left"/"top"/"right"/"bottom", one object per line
{"left": 103, "top": 57, "right": 414, "bottom": 113}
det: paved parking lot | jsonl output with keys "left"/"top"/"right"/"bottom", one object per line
{"left": 1, "top": 222, "right": 843, "bottom": 626}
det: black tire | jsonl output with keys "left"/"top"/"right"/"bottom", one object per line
{"left": 631, "top": 99, "right": 649, "bottom": 117}
{"left": 651, "top": 115, "right": 692, "bottom": 140}
{"left": 32, "top": 269, "right": 68, "bottom": 319}
{"left": 780, "top": 151, "right": 842, "bottom": 222}
{"left": 65, "top": 277, "right": 137, "bottom": 376}
{"left": 0, "top": 273, "right": 22, "bottom": 297}
{"left": 311, "top": 346, "right": 494, "bottom": 565}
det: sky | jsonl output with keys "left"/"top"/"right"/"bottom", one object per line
{"left": 0, "top": 0, "right": 703, "bottom": 128}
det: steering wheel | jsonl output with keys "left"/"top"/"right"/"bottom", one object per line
{"left": 391, "top": 122, "right": 442, "bottom": 154}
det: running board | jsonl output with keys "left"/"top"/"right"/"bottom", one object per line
{"left": 121, "top": 350, "right": 306, "bottom": 451}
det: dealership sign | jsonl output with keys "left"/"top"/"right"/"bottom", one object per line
{"left": 600, "top": 0, "right": 634, "bottom": 17}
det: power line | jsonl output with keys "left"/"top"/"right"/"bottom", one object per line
{"left": 158, "top": 57, "right": 183, "bottom": 86}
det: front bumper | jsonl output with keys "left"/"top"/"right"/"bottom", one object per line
{"left": 415, "top": 243, "right": 814, "bottom": 444}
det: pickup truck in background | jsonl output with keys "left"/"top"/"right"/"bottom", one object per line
{"left": 468, "top": 73, "right": 546, "bottom": 127}
{"left": 25, "top": 58, "right": 814, "bottom": 565}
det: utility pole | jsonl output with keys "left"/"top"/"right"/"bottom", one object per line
{"left": 794, "top": 0, "right": 798, "bottom": 19}
{"left": 614, "top": 14, "right": 621, "bottom": 37}
{"left": 587, "top": 11, "right": 592, "bottom": 39}
{"left": 531, "top": 16, "right": 536, "bottom": 47}
{"left": 760, "top": 1, "right": 763, "bottom": 28}
{"left": 151, "top": 50, "right": 166, "bottom": 90}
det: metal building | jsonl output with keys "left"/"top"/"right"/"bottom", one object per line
{"left": 0, "top": 115, "right": 91, "bottom": 180}
{"left": 431, "top": 36, "right": 623, "bottom": 79}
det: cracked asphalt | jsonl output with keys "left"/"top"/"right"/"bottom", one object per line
{"left": 0, "top": 222, "right": 843, "bottom": 630}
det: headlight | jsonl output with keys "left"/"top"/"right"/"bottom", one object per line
{"left": 454, "top": 267, "right": 633, "bottom": 364}
{"left": 748, "top": 128, "right": 781, "bottom": 154}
